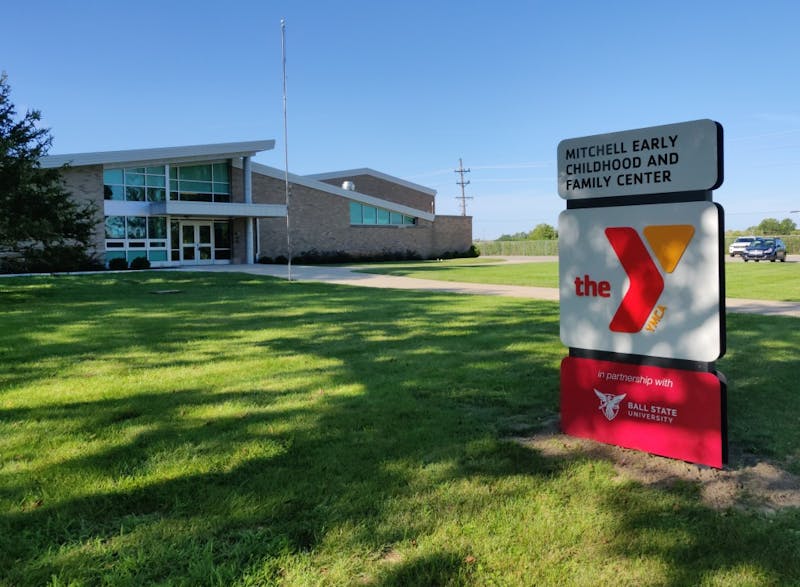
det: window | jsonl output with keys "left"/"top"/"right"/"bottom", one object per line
{"left": 104, "top": 215, "right": 169, "bottom": 265}
{"left": 169, "top": 163, "right": 230, "bottom": 202}
{"left": 349, "top": 201, "right": 416, "bottom": 226}
{"left": 104, "top": 166, "right": 166, "bottom": 202}
{"left": 214, "top": 222, "right": 231, "bottom": 260}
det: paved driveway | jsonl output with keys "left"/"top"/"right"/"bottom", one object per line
{"left": 177, "top": 260, "right": 800, "bottom": 318}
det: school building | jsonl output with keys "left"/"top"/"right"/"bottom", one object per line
{"left": 40, "top": 140, "right": 472, "bottom": 267}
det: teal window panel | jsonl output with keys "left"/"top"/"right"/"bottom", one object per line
{"left": 103, "top": 169, "right": 123, "bottom": 184}
{"left": 145, "top": 174, "right": 165, "bottom": 187}
{"left": 178, "top": 165, "right": 213, "bottom": 181}
{"left": 127, "top": 252, "right": 147, "bottom": 263}
{"left": 146, "top": 166, "right": 165, "bottom": 175}
{"left": 179, "top": 180, "right": 213, "bottom": 193}
{"left": 105, "top": 216, "right": 125, "bottom": 239}
{"left": 148, "top": 217, "right": 167, "bottom": 239}
{"left": 212, "top": 163, "right": 229, "bottom": 181}
{"left": 180, "top": 191, "right": 212, "bottom": 202}
{"left": 126, "top": 216, "right": 147, "bottom": 239}
{"left": 349, "top": 202, "right": 362, "bottom": 224}
{"left": 377, "top": 209, "right": 390, "bottom": 225}
{"left": 362, "top": 205, "right": 377, "bottom": 224}
{"left": 148, "top": 250, "right": 168, "bottom": 262}
{"left": 125, "top": 186, "right": 145, "bottom": 201}
{"left": 124, "top": 172, "right": 145, "bottom": 186}
{"left": 104, "top": 185, "right": 124, "bottom": 200}
{"left": 389, "top": 212, "right": 402, "bottom": 225}
{"left": 214, "top": 221, "right": 230, "bottom": 247}
{"left": 146, "top": 187, "right": 166, "bottom": 202}
{"left": 105, "top": 251, "right": 126, "bottom": 262}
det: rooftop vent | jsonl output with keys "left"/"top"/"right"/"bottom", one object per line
{"left": 342, "top": 180, "right": 355, "bottom": 191}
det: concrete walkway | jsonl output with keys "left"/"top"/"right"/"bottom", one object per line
{"left": 177, "top": 260, "right": 800, "bottom": 318}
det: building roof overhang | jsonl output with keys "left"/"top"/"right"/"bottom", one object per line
{"left": 248, "top": 162, "right": 436, "bottom": 222}
{"left": 307, "top": 168, "right": 437, "bottom": 196}
{"left": 39, "top": 140, "right": 275, "bottom": 169}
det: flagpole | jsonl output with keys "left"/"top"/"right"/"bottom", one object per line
{"left": 281, "top": 18, "right": 292, "bottom": 281}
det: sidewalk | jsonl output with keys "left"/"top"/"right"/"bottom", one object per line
{"left": 177, "top": 262, "right": 800, "bottom": 318}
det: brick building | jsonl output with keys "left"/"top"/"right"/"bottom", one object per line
{"left": 40, "top": 140, "right": 472, "bottom": 267}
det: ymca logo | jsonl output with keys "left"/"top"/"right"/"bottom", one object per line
{"left": 572, "top": 225, "right": 695, "bottom": 333}
{"left": 594, "top": 389, "right": 626, "bottom": 421}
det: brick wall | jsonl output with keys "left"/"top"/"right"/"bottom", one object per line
{"left": 318, "top": 174, "right": 435, "bottom": 213}
{"left": 61, "top": 165, "right": 105, "bottom": 255}
{"left": 432, "top": 215, "right": 473, "bottom": 255}
{"left": 252, "top": 168, "right": 472, "bottom": 260}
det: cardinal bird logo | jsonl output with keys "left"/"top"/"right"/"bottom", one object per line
{"left": 594, "top": 389, "right": 626, "bottom": 421}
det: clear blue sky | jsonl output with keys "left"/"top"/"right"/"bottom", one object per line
{"left": 3, "top": 0, "right": 799, "bottom": 238}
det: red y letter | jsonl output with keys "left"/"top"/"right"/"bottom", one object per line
{"left": 605, "top": 227, "right": 664, "bottom": 333}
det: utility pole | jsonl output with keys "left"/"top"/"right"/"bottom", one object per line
{"left": 454, "top": 158, "right": 472, "bottom": 216}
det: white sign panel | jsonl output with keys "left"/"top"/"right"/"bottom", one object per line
{"left": 558, "top": 201, "right": 722, "bottom": 362}
{"left": 557, "top": 119, "right": 723, "bottom": 199}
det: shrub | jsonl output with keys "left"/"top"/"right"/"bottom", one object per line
{"left": 129, "top": 256, "right": 151, "bottom": 270}
{"left": 107, "top": 257, "right": 128, "bottom": 271}
{"left": 0, "top": 246, "right": 103, "bottom": 274}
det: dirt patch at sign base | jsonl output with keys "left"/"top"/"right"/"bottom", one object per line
{"left": 515, "top": 429, "right": 800, "bottom": 512}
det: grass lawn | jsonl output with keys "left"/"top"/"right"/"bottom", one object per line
{"left": 1, "top": 273, "right": 799, "bottom": 585}
{"left": 358, "top": 259, "right": 800, "bottom": 301}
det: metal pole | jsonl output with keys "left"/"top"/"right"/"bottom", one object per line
{"left": 281, "top": 18, "right": 292, "bottom": 280}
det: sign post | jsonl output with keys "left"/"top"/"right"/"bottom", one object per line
{"left": 556, "top": 119, "right": 727, "bottom": 468}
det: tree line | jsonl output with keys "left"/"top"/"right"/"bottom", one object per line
{"left": 496, "top": 217, "right": 798, "bottom": 242}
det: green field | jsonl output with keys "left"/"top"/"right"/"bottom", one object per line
{"left": 1, "top": 273, "right": 799, "bottom": 585}
{"left": 358, "top": 259, "right": 800, "bottom": 302}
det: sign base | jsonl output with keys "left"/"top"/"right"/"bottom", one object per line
{"left": 560, "top": 356, "right": 727, "bottom": 468}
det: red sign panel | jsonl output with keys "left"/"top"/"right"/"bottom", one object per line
{"left": 560, "top": 356, "right": 726, "bottom": 468}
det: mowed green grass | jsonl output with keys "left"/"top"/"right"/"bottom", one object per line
{"left": 358, "top": 260, "right": 800, "bottom": 301}
{"left": 1, "top": 273, "right": 799, "bottom": 586}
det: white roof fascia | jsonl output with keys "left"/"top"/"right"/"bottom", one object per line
{"left": 40, "top": 140, "right": 275, "bottom": 169}
{"left": 150, "top": 201, "right": 287, "bottom": 218}
{"left": 307, "top": 167, "right": 437, "bottom": 196}
{"left": 247, "top": 162, "right": 435, "bottom": 222}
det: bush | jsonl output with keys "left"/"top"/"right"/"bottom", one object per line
{"left": 0, "top": 246, "right": 103, "bottom": 274}
{"left": 107, "top": 257, "right": 128, "bottom": 271}
{"left": 129, "top": 256, "right": 151, "bottom": 270}
{"left": 466, "top": 244, "right": 480, "bottom": 258}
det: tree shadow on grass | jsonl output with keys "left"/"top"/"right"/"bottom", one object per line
{"left": 1, "top": 273, "right": 798, "bottom": 585}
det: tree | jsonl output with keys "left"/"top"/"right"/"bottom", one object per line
{"left": 779, "top": 217, "right": 797, "bottom": 234}
{"left": 0, "top": 72, "right": 99, "bottom": 273}
{"left": 497, "top": 231, "right": 529, "bottom": 241}
{"left": 748, "top": 217, "right": 796, "bottom": 236}
{"left": 528, "top": 223, "right": 558, "bottom": 240}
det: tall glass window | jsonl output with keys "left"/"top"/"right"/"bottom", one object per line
{"left": 104, "top": 166, "right": 166, "bottom": 202}
{"left": 169, "top": 163, "right": 230, "bottom": 202}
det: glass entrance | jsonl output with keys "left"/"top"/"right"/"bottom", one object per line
{"left": 180, "top": 221, "right": 213, "bottom": 264}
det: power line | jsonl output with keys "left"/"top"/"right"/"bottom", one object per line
{"left": 454, "top": 157, "right": 473, "bottom": 216}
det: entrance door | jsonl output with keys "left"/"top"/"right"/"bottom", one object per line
{"left": 181, "top": 221, "right": 214, "bottom": 264}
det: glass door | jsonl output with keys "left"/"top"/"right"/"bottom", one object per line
{"left": 180, "top": 221, "right": 214, "bottom": 264}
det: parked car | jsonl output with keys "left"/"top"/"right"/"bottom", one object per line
{"left": 729, "top": 236, "right": 757, "bottom": 257}
{"left": 742, "top": 237, "right": 787, "bottom": 262}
